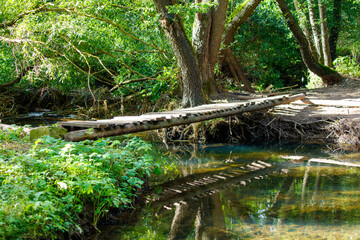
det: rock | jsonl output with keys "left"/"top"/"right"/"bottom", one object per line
{"left": 30, "top": 126, "right": 67, "bottom": 141}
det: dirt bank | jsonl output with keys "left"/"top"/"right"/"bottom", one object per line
{"left": 163, "top": 86, "right": 360, "bottom": 151}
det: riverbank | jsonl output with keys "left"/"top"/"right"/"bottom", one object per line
{"left": 0, "top": 128, "right": 163, "bottom": 239}
{"left": 1, "top": 86, "right": 359, "bottom": 239}
{"left": 162, "top": 86, "right": 360, "bottom": 151}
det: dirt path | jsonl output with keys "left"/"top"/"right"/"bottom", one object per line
{"left": 172, "top": 85, "right": 360, "bottom": 150}
{"left": 266, "top": 86, "right": 360, "bottom": 150}
{"left": 272, "top": 86, "right": 360, "bottom": 121}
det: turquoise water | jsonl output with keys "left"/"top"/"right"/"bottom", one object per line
{"left": 92, "top": 143, "right": 360, "bottom": 240}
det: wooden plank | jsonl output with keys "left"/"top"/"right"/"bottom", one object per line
{"left": 63, "top": 93, "right": 305, "bottom": 141}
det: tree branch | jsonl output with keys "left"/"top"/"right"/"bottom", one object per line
{"left": 223, "top": 0, "right": 262, "bottom": 47}
{"left": 0, "top": 3, "right": 58, "bottom": 29}
{"left": 1, "top": 5, "right": 169, "bottom": 54}
{"left": 0, "top": 66, "right": 33, "bottom": 90}
{"left": 0, "top": 36, "right": 114, "bottom": 86}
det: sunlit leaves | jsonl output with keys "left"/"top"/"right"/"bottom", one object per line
{"left": 0, "top": 0, "right": 173, "bottom": 95}
{"left": 0, "top": 133, "right": 160, "bottom": 239}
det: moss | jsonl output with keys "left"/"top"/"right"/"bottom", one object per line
{"left": 226, "top": 0, "right": 251, "bottom": 24}
{"left": 29, "top": 126, "right": 67, "bottom": 141}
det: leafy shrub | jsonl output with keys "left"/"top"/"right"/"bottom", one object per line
{"left": 0, "top": 134, "right": 160, "bottom": 239}
{"left": 306, "top": 71, "right": 325, "bottom": 89}
{"left": 334, "top": 56, "right": 360, "bottom": 77}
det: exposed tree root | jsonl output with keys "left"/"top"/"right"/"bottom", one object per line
{"left": 164, "top": 112, "right": 359, "bottom": 151}
{"left": 327, "top": 118, "right": 360, "bottom": 151}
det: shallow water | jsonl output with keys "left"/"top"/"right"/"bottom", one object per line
{"left": 93, "top": 143, "right": 360, "bottom": 240}
{"left": 1, "top": 111, "right": 75, "bottom": 127}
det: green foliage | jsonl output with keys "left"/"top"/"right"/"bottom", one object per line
{"left": 0, "top": 132, "right": 161, "bottom": 239}
{"left": 0, "top": 0, "right": 176, "bottom": 98}
{"left": 0, "top": 126, "right": 28, "bottom": 142}
{"left": 306, "top": 71, "right": 324, "bottom": 89}
{"left": 336, "top": 0, "right": 360, "bottom": 59}
{"left": 167, "top": 1, "right": 218, "bottom": 16}
{"left": 0, "top": 45, "right": 17, "bottom": 84}
{"left": 334, "top": 56, "right": 360, "bottom": 77}
{"left": 232, "top": 0, "right": 307, "bottom": 90}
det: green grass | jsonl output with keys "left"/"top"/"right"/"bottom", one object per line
{"left": 0, "top": 128, "right": 161, "bottom": 239}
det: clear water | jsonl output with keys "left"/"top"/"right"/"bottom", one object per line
{"left": 92, "top": 143, "right": 360, "bottom": 240}
{"left": 1, "top": 112, "right": 75, "bottom": 127}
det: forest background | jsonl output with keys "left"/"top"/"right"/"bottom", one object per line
{"left": 0, "top": 0, "right": 360, "bottom": 239}
{"left": 0, "top": 0, "right": 359, "bottom": 116}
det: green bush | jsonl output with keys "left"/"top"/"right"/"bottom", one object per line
{"left": 334, "top": 56, "right": 360, "bottom": 77}
{"left": 0, "top": 134, "right": 160, "bottom": 239}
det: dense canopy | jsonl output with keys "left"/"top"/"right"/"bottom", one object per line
{"left": 0, "top": 0, "right": 359, "bottom": 107}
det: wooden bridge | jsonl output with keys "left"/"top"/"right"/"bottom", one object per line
{"left": 58, "top": 93, "right": 305, "bottom": 141}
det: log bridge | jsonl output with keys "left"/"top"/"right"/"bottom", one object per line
{"left": 58, "top": 93, "right": 305, "bottom": 142}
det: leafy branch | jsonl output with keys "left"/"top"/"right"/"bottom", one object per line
{"left": 1, "top": 4, "right": 170, "bottom": 54}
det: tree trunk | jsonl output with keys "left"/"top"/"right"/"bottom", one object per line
{"left": 192, "top": 0, "right": 228, "bottom": 98}
{"left": 196, "top": 194, "right": 229, "bottom": 240}
{"left": 168, "top": 201, "right": 200, "bottom": 240}
{"left": 224, "top": 49, "right": 254, "bottom": 92}
{"left": 329, "top": 0, "right": 342, "bottom": 60}
{"left": 153, "top": 0, "right": 204, "bottom": 107}
{"left": 307, "top": 0, "right": 323, "bottom": 62}
{"left": 275, "top": 0, "right": 343, "bottom": 86}
{"left": 293, "top": 0, "right": 319, "bottom": 60}
{"left": 318, "top": 0, "right": 333, "bottom": 68}
{"left": 222, "top": 0, "right": 262, "bottom": 49}
{"left": 218, "top": 0, "right": 261, "bottom": 92}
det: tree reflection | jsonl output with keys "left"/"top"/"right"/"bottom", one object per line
{"left": 92, "top": 155, "right": 360, "bottom": 240}
{"left": 167, "top": 193, "right": 230, "bottom": 240}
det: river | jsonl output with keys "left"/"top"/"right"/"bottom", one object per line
{"left": 90, "top": 142, "right": 360, "bottom": 240}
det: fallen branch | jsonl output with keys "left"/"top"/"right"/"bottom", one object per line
{"left": 309, "top": 158, "right": 360, "bottom": 168}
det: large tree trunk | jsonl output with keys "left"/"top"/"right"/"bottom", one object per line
{"left": 293, "top": 0, "right": 319, "bottom": 60}
{"left": 222, "top": 0, "right": 262, "bottom": 49}
{"left": 318, "top": 0, "right": 333, "bottom": 68}
{"left": 223, "top": 49, "right": 254, "bottom": 92}
{"left": 329, "top": 0, "right": 342, "bottom": 60}
{"left": 307, "top": 0, "right": 323, "bottom": 62}
{"left": 275, "top": 0, "right": 343, "bottom": 86}
{"left": 218, "top": 0, "right": 261, "bottom": 92}
{"left": 192, "top": 0, "right": 228, "bottom": 98}
{"left": 153, "top": 0, "right": 204, "bottom": 107}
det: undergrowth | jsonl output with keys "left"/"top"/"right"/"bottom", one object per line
{"left": 0, "top": 128, "right": 162, "bottom": 239}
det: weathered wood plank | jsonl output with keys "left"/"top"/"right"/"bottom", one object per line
{"left": 63, "top": 93, "right": 305, "bottom": 142}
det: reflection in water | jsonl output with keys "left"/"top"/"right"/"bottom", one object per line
{"left": 92, "top": 143, "right": 360, "bottom": 240}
